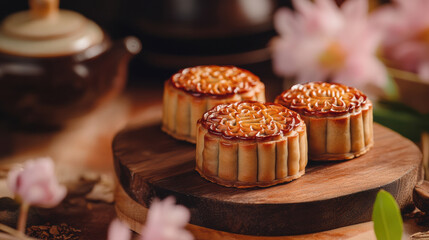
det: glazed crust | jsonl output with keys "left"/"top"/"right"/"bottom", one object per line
{"left": 162, "top": 66, "right": 265, "bottom": 143}
{"left": 275, "top": 82, "right": 369, "bottom": 117}
{"left": 196, "top": 101, "right": 307, "bottom": 188}
{"left": 275, "top": 82, "right": 373, "bottom": 161}
{"left": 170, "top": 65, "right": 263, "bottom": 97}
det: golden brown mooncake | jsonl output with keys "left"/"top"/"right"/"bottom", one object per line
{"left": 162, "top": 65, "right": 265, "bottom": 143}
{"left": 275, "top": 82, "right": 373, "bottom": 161}
{"left": 196, "top": 101, "right": 307, "bottom": 188}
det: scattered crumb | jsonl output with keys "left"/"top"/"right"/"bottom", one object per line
{"left": 27, "top": 223, "right": 81, "bottom": 240}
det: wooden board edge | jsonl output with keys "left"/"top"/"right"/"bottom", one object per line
{"left": 114, "top": 184, "right": 376, "bottom": 240}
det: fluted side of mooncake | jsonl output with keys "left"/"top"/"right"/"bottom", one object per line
{"left": 162, "top": 66, "right": 265, "bottom": 143}
{"left": 196, "top": 101, "right": 307, "bottom": 188}
{"left": 275, "top": 82, "right": 373, "bottom": 161}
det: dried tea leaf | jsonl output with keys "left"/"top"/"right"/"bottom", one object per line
{"left": 27, "top": 223, "right": 81, "bottom": 240}
{"left": 411, "top": 230, "right": 429, "bottom": 239}
{"left": 372, "top": 190, "right": 403, "bottom": 240}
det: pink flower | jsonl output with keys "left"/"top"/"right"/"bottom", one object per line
{"left": 272, "top": 0, "right": 387, "bottom": 91}
{"left": 418, "top": 62, "right": 429, "bottom": 81}
{"left": 372, "top": 0, "right": 429, "bottom": 82}
{"left": 107, "top": 219, "right": 131, "bottom": 240}
{"left": 141, "top": 197, "right": 193, "bottom": 240}
{"left": 7, "top": 157, "right": 67, "bottom": 208}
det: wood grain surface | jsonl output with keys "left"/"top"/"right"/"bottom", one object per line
{"left": 113, "top": 123, "right": 422, "bottom": 236}
{"left": 114, "top": 184, "right": 377, "bottom": 240}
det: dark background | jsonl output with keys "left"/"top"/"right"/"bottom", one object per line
{"left": 0, "top": 0, "right": 294, "bottom": 82}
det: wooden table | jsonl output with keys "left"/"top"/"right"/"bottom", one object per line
{"left": 0, "top": 82, "right": 164, "bottom": 239}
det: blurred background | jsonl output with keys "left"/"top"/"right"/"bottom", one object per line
{"left": 0, "top": 0, "right": 291, "bottom": 80}
{"left": 0, "top": 0, "right": 426, "bottom": 149}
{"left": 0, "top": 0, "right": 290, "bottom": 130}
{"left": 0, "top": 0, "right": 426, "bottom": 143}
{"left": 0, "top": 0, "right": 295, "bottom": 172}
{"left": 0, "top": 0, "right": 426, "bottom": 151}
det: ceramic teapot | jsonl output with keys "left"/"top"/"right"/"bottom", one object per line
{"left": 0, "top": 0, "right": 141, "bottom": 126}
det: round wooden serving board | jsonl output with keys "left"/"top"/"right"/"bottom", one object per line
{"left": 113, "top": 123, "right": 422, "bottom": 237}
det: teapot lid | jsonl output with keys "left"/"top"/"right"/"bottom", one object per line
{"left": 0, "top": 0, "right": 104, "bottom": 57}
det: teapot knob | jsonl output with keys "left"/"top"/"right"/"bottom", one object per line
{"left": 29, "top": 0, "right": 59, "bottom": 18}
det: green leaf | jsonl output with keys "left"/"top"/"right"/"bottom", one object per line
{"left": 372, "top": 190, "right": 403, "bottom": 240}
{"left": 384, "top": 74, "right": 400, "bottom": 101}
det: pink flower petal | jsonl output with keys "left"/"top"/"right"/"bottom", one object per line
{"left": 334, "top": 56, "right": 387, "bottom": 92}
{"left": 6, "top": 167, "right": 21, "bottom": 194}
{"left": 315, "top": 0, "right": 338, "bottom": 11}
{"left": 372, "top": 0, "right": 429, "bottom": 74}
{"left": 7, "top": 157, "right": 67, "bottom": 208}
{"left": 108, "top": 219, "right": 131, "bottom": 240}
{"left": 295, "top": 65, "right": 329, "bottom": 84}
{"left": 141, "top": 197, "right": 193, "bottom": 240}
{"left": 274, "top": 8, "right": 298, "bottom": 37}
{"left": 390, "top": 42, "right": 426, "bottom": 71}
{"left": 292, "top": 0, "right": 314, "bottom": 17}
{"left": 341, "top": 0, "right": 368, "bottom": 22}
{"left": 271, "top": 0, "right": 387, "bottom": 94}
{"left": 418, "top": 62, "right": 429, "bottom": 83}
{"left": 314, "top": 0, "right": 344, "bottom": 34}
{"left": 271, "top": 40, "right": 299, "bottom": 76}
